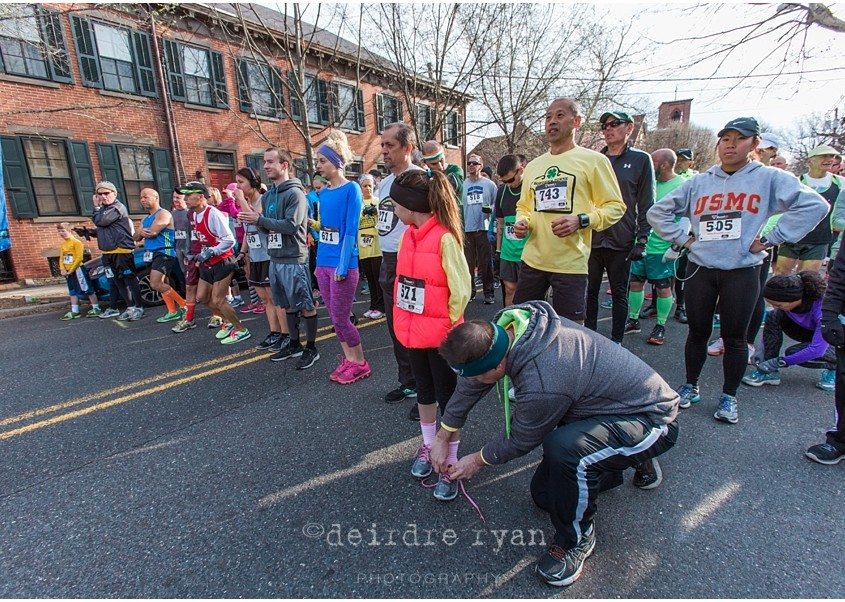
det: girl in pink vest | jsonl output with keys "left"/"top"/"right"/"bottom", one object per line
{"left": 392, "top": 169, "right": 471, "bottom": 501}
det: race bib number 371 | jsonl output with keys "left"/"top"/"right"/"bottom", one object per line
{"left": 397, "top": 276, "right": 425, "bottom": 314}
{"left": 698, "top": 212, "right": 741, "bottom": 241}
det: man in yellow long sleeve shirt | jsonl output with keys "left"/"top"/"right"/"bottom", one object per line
{"left": 512, "top": 98, "right": 625, "bottom": 323}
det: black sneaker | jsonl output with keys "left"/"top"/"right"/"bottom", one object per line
{"left": 647, "top": 324, "right": 666, "bottom": 345}
{"left": 270, "top": 343, "right": 304, "bottom": 362}
{"left": 384, "top": 385, "right": 417, "bottom": 404}
{"left": 483, "top": 294, "right": 495, "bottom": 305}
{"left": 639, "top": 304, "right": 657, "bottom": 319}
{"left": 675, "top": 306, "right": 688, "bottom": 324}
{"left": 633, "top": 458, "right": 663, "bottom": 489}
{"left": 536, "top": 527, "right": 595, "bottom": 587}
{"left": 409, "top": 404, "right": 420, "bottom": 422}
{"left": 296, "top": 346, "right": 320, "bottom": 370}
{"left": 805, "top": 442, "right": 845, "bottom": 465}
{"left": 267, "top": 335, "right": 291, "bottom": 354}
{"left": 255, "top": 332, "right": 281, "bottom": 351}
{"left": 624, "top": 318, "right": 641, "bottom": 334}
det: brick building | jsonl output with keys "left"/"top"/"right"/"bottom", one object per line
{"left": 0, "top": 3, "right": 468, "bottom": 281}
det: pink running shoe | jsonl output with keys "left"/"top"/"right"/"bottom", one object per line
{"left": 239, "top": 302, "right": 257, "bottom": 314}
{"left": 335, "top": 359, "right": 372, "bottom": 384}
{"left": 329, "top": 356, "right": 350, "bottom": 382}
{"left": 252, "top": 303, "right": 266, "bottom": 314}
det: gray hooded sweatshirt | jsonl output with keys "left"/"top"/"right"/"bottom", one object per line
{"left": 257, "top": 178, "right": 308, "bottom": 264}
{"left": 647, "top": 161, "right": 828, "bottom": 270}
{"left": 441, "top": 301, "right": 679, "bottom": 465}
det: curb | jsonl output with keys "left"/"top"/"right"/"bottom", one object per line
{"left": 0, "top": 301, "right": 69, "bottom": 320}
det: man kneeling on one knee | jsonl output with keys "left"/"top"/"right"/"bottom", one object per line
{"left": 431, "top": 300, "right": 679, "bottom": 588}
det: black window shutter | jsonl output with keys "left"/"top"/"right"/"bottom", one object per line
{"left": 38, "top": 9, "right": 73, "bottom": 83}
{"left": 288, "top": 71, "right": 302, "bottom": 120}
{"left": 95, "top": 143, "right": 127, "bottom": 203}
{"left": 236, "top": 60, "right": 252, "bottom": 113}
{"left": 330, "top": 82, "right": 340, "bottom": 126}
{"left": 151, "top": 148, "right": 174, "bottom": 208}
{"left": 0, "top": 136, "right": 38, "bottom": 219}
{"left": 67, "top": 140, "right": 95, "bottom": 214}
{"left": 163, "top": 40, "right": 185, "bottom": 101}
{"left": 132, "top": 31, "right": 157, "bottom": 97}
{"left": 271, "top": 68, "right": 284, "bottom": 118}
{"left": 355, "top": 89, "right": 365, "bottom": 131}
{"left": 70, "top": 15, "right": 101, "bottom": 88}
{"left": 317, "top": 79, "right": 330, "bottom": 125}
{"left": 376, "top": 94, "right": 384, "bottom": 132}
{"left": 245, "top": 154, "right": 269, "bottom": 186}
{"left": 210, "top": 51, "right": 228, "bottom": 108}
{"left": 397, "top": 99, "right": 404, "bottom": 123}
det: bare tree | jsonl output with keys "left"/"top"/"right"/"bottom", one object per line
{"left": 640, "top": 123, "right": 718, "bottom": 171}
{"left": 367, "top": 3, "right": 494, "bottom": 145}
{"left": 783, "top": 103, "right": 845, "bottom": 173}
{"left": 468, "top": 4, "right": 591, "bottom": 153}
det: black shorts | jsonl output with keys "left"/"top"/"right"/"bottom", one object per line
{"left": 512, "top": 262, "right": 587, "bottom": 322}
{"left": 101, "top": 252, "right": 136, "bottom": 279}
{"left": 150, "top": 253, "right": 176, "bottom": 276}
{"left": 199, "top": 256, "right": 236, "bottom": 284}
{"left": 248, "top": 260, "right": 271, "bottom": 287}
{"left": 499, "top": 258, "right": 520, "bottom": 283}
{"left": 777, "top": 242, "right": 828, "bottom": 261}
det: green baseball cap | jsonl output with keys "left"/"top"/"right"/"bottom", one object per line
{"left": 599, "top": 111, "right": 633, "bottom": 124}
{"left": 717, "top": 117, "right": 760, "bottom": 138}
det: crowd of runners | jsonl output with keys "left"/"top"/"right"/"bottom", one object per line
{"left": 62, "top": 96, "right": 845, "bottom": 587}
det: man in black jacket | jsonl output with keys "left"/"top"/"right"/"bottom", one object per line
{"left": 92, "top": 181, "right": 144, "bottom": 321}
{"left": 815, "top": 241, "right": 845, "bottom": 464}
{"left": 585, "top": 112, "right": 655, "bottom": 343}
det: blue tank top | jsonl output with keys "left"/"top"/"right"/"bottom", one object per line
{"left": 143, "top": 208, "right": 175, "bottom": 256}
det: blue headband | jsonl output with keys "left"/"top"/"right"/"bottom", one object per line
{"left": 319, "top": 145, "right": 344, "bottom": 169}
{"left": 449, "top": 324, "right": 509, "bottom": 377}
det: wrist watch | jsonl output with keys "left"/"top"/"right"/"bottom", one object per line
{"left": 759, "top": 236, "right": 774, "bottom": 249}
{"left": 577, "top": 213, "right": 590, "bottom": 229}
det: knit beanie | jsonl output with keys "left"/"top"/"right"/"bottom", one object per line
{"left": 763, "top": 275, "right": 803, "bottom": 302}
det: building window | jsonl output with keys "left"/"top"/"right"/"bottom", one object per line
{"left": 70, "top": 15, "right": 156, "bottom": 97}
{"left": 332, "top": 82, "right": 365, "bottom": 131}
{"left": 93, "top": 22, "right": 136, "bottom": 94}
{"left": 183, "top": 46, "right": 212, "bottom": 106}
{"left": 0, "top": 5, "right": 72, "bottom": 83}
{"left": 236, "top": 59, "right": 283, "bottom": 118}
{"left": 444, "top": 111, "right": 460, "bottom": 146}
{"left": 671, "top": 110, "right": 682, "bottom": 122}
{"left": 377, "top": 94, "right": 402, "bottom": 131}
{"left": 117, "top": 146, "right": 155, "bottom": 213}
{"left": 416, "top": 104, "right": 433, "bottom": 140}
{"left": 289, "top": 73, "right": 329, "bottom": 126}
{"left": 22, "top": 138, "right": 77, "bottom": 216}
{"left": 345, "top": 161, "right": 364, "bottom": 179}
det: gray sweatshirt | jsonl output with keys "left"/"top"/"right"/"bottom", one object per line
{"left": 647, "top": 161, "right": 828, "bottom": 270}
{"left": 441, "top": 301, "right": 680, "bottom": 465}
{"left": 257, "top": 179, "right": 308, "bottom": 264}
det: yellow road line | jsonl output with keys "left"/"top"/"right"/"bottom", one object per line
{"left": 0, "top": 319, "right": 385, "bottom": 441}
{"left": 0, "top": 321, "right": 348, "bottom": 428}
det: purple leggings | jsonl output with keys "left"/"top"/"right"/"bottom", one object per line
{"left": 316, "top": 266, "right": 361, "bottom": 347}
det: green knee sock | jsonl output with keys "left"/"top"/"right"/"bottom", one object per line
{"left": 628, "top": 290, "right": 645, "bottom": 319}
{"left": 656, "top": 295, "right": 674, "bottom": 325}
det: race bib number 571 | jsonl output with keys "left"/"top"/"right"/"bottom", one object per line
{"left": 397, "top": 276, "right": 425, "bottom": 314}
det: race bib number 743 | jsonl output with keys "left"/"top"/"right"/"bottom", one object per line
{"left": 535, "top": 182, "right": 569, "bottom": 212}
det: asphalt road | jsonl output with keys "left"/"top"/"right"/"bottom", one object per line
{"left": 0, "top": 290, "right": 842, "bottom": 598}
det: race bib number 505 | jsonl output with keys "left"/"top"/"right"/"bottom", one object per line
{"left": 397, "top": 276, "right": 425, "bottom": 314}
{"left": 698, "top": 212, "right": 741, "bottom": 241}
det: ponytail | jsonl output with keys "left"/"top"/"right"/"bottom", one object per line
{"left": 798, "top": 270, "right": 826, "bottom": 301}
{"left": 428, "top": 170, "right": 464, "bottom": 248}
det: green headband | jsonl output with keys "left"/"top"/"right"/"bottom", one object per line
{"left": 449, "top": 324, "right": 509, "bottom": 377}
{"left": 422, "top": 149, "right": 444, "bottom": 162}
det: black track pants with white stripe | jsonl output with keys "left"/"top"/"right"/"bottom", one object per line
{"left": 530, "top": 413, "right": 679, "bottom": 549}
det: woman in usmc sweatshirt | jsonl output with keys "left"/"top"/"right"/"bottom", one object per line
{"left": 647, "top": 116, "right": 828, "bottom": 426}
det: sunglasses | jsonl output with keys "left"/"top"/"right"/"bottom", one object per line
{"left": 600, "top": 121, "right": 625, "bottom": 131}
{"left": 96, "top": 191, "right": 114, "bottom": 196}
{"left": 500, "top": 170, "right": 521, "bottom": 185}
{"left": 467, "top": 161, "right": 481, "bottom": 166}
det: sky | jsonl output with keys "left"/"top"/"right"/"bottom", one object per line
{"left": 258, "top": 1, "right": 845, "bottom": 150}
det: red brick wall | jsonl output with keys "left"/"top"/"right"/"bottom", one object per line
{"left": 1, "top": 5, "right": 466, "bottom": 280}
{"left": 657, "top": 100, "right": 693, "bottom": 129}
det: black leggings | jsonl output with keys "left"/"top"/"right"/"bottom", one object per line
{"left": 407, "top": 347, "right": 457, "bottom": 415}
{"left": 762, "top": 309, "right": 836, "bottom": 368}
{"left": 586, "top": 248, "right": 630, "bottom": 342}
{"left": 674, "top": 253, "right": 689, "bottom": 307}
{"left": 746, "top": 252, "right": 773, "bottom": 345}
{"left": 359, "top": 256, "right": 384, "bottom": 312}
{"left": 684, "top": 262, "right": 761, "bottom": 396}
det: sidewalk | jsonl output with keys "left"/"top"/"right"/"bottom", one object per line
{"left": 0, "top": 281, "right": 70, "bottom": 319}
